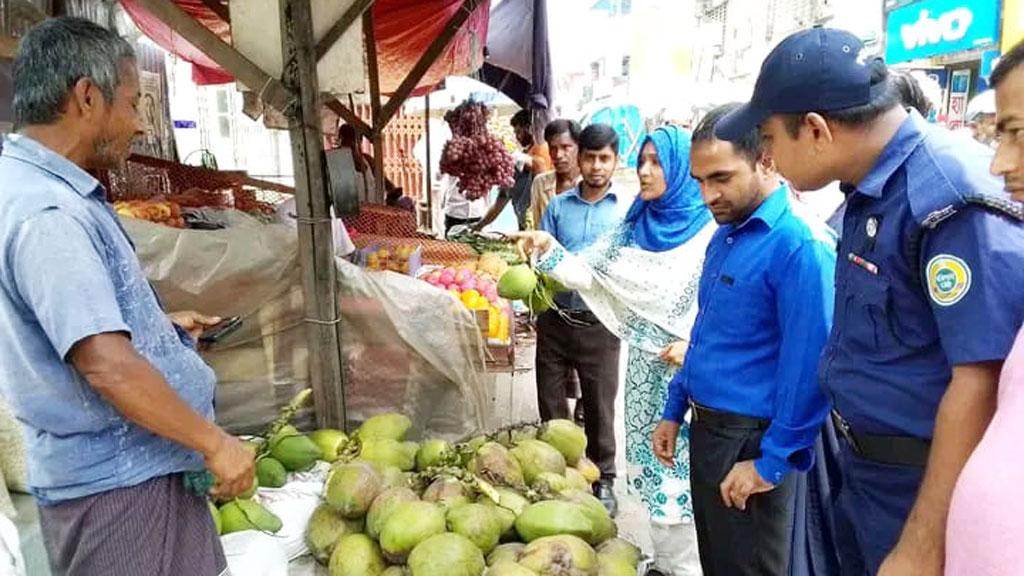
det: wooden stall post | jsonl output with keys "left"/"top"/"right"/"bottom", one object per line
{"left": 362, "top": 9, "right": 386, "bottom": 204}
{"left": 280, "top": 0, "right": 347, "bottom": 429}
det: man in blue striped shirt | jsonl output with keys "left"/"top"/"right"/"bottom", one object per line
{"left": 653, "top": 104, "right": 835, "bottom": 575}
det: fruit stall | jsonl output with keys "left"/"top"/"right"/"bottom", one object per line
{"left": 1, "top": 1, "right": 647, "bottom": 575}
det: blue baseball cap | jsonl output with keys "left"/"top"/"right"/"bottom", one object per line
{"left": 716, "top": 28, "right": 884, "bottom": 141}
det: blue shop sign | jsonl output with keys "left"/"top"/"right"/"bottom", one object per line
{"left": 885, "top": 0, "right": 1000, "bottom": 64}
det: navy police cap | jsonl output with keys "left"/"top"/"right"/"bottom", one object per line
{"left": 716, "top": 27, "right": 884, "bottom": 141}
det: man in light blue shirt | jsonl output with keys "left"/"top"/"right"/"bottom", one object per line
{"left": 537, "top": 123, "right": 623, "bottom": 514}
{"left": 0, "top": 17, "right": 252, "bottom": 575}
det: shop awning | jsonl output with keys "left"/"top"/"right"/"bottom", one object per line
{"left": 120, "top": 0, "right": 491, "bottom": 95}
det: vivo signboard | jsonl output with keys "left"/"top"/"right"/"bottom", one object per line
{"left": 885, "top": 0, "right": 1000, "bottom": 63}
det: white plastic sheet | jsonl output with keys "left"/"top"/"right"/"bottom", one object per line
{"left": 123, "top": 212, "right": 491, "bottom": 438}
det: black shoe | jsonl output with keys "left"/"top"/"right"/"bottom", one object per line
{"left": 593, "top": 479, "right": 618, "bottom": 517}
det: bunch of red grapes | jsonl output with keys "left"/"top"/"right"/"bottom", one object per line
{"left": 440, "top": 100, "right": 515, "bottom": 200}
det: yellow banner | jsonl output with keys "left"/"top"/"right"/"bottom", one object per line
{"left": 1004, "top": 0, "right": 1024, "bottom": 51}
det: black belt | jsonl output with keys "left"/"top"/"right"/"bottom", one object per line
{"left": 831, "top": 409, "right": 930, "bottom": 468}
{"left": 689, "top": 400, "right": 770, "bottom": 430}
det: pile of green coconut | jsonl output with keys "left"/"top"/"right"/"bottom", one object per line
{"left": 306, "top": 412, "right": 638, "bottom": 575}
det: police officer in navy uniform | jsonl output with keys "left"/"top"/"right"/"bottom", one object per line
{"left": 716, "top": 28, "right": 1024, "bottom": 576}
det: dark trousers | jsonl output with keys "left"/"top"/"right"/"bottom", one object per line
{"left": 833, "top": 440, "right": 923, "bottom": 575}
{"left": 690, "top": 417, "right": 797, "bottom": 576}
{"left": 444, "top": 215, "right": 480, "bottom": 234}
{"left": 535, "top": 309, "right": 620, "bottom": 478}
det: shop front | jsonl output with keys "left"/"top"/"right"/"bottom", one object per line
{"left": 884, "top": 0, "right": 1000, "bottom": 128}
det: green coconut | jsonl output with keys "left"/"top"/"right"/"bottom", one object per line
{"left": 530, "top": 472, "right": 569, "bottom": 495}
{"left": 494, "top": 487, "right": 530, "bottom": 516}
{"left": 367, "top": 486, "right": 420, "bottom": 540}
{"left": 483, "top": 487, "right": 529, "bottom": 541}
{"left": 270, "top": 433, "right": 323, "bottom": 472}
{"left": 595, "top": 539, "right": 641, "bottom": 568}
{"left": 517, "top": 535, "right": 598, "bottom": 576}
{"left": 510, "top": 440, "right": 566, "bottom": 484}
{"left": 492, "top": 505, "right": 517, "bottom": 540}
{"left": 268, "top": 424, "right": 298, "bottom": 445}
{"left": 422, "top": 477, "right": 470, "bottom": 509}
{"left": 525, "top": 287, "right": 552, "bottom": 315}
{"left": 360, "top": 439, "right": 419, "bottom": 472}
{"left": 329, "top": 534, "right": 387, "bottom": 576}
{"left": 471, "top": 442, "right": 526, "bottom": 489}
{"left": 596, "top": 558, "right": 634, "bottom": 576}
{"left": 325, "top": 461, "right": 384, "bottom": 518}
{"left": 563, "top": 467, "right": 591, "bottom": 491}
{"left": 310, "top": 428, "right": 349, "bottom": 462}
{"left": 407, "top": 533, "right": 486, "bottom": 576}
{"left": 515, "top": 500, "right": 595, "bottom": 543}
{"left": 416, "top": 439, "right": 453, "bottom": 471}
{"left": 559, "top": 490, "right": 616, "bottom": 545}
{"left": 380, "top": 501, "right": 447, "bottom": 564}
{"left": 358, "top": 413, "right": 413, "bottom": 441}
{"left": 486, "top": 563, "right": 538, "bottom": 576}
{"left": 306, "top": 503, "right": 365, "bottom": 564}
{"left": 575, "top": 458, "right": 601, "bottom": 485}
{"left": 237, "top": 473, "right": 258, "bottom": 500}
{"left": 447, "top": 503, "right": 503, "bottom": 554}
{"left": 460, "top": 435, "right": 489, "bottom": 467}
{"left": 497, "top": 264, "right": 538, "bottom": 301}
{"left": 218, "top": 499, "right": 283, "bottom": 534}
{"left": 487, "top": 543, "right": 525, "bottom": 566}
{"left": 256, "top": 457, "right": 288, "bottom": 488}
{"left": 538, "top": 420, "right": 587, "bottom": 466}
{"left": 381, "top": 466, "right": 411, "bottom": 490}
{"left": 208, "top": 500, "right": 222, "bottom": 535}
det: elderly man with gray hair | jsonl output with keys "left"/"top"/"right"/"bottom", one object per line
{"left": 0, "top": 17, "right": 253, "bottom": 576}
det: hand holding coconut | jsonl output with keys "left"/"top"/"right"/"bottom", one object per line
{"left": 206, "top": 432, "right": 256, "bottom": 499}
{"left": 507, "top": 231, "right": 555, "bottom": 261}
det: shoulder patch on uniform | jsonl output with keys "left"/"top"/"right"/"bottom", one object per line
{"left": 926, "top": 254, "right": 972, "bottom": 307}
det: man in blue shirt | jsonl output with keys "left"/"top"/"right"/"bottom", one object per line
{"left": 0, "top": 18, "right": 253, "bottom": 575}
{"left": 653, "top": 103, "right": 835, "bottom": 576}
{"left": 538, "top": 123, "right": 623, "bottom": 514}
{"left": 718, "top": 28, "right": 1024, "bottom": 576}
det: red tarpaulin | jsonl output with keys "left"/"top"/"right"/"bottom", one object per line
{"left": 119, "top": 0, "right": 491, "bottom": 94}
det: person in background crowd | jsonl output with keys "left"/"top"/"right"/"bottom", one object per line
{"left": 654, "top": 103, "right": 835, "bottom": 576}
{"left": 945, "top": 40, "right": 1024, "bottom": 576}
{"left": 0, "top": 17, "right": 254, "bottom": 575}
{"left": 385, "top": 188, "right": 415, "bottom": 212}
{"left": 724, "top": 28, "right": 1024, "bottom": 576}
{"left": 336, "top": 123, "right": 404, "bottom": 200}
{"left": 515, "top": 124, "right": 715, "bottom": 575}
{"left": 965, "top": 90, "right": 997, "bottom": 148}
{"left": 474, "top": 109, "right": 553, "bottom": 231}
{"left": 530, "top": 119, "right": 583, "bottom": 229}
{"left": 536, "top": 123, "right": 624, "bottom": 516}
{"left": 442, "top": 175, "right": 489, "bottom": 234}
{"left": 890, "top": 69, "right": 935, "bottom": 119}
{"left": 529, "top": 119, "right": 586, "bottom": 421}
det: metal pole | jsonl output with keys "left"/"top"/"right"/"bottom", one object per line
{"left": 424, "top": 93, "right": 433, "bottom": 232}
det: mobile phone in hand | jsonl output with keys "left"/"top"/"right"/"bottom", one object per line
{"left": 198, "top": 316, "right": 242, "bottom": 345}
